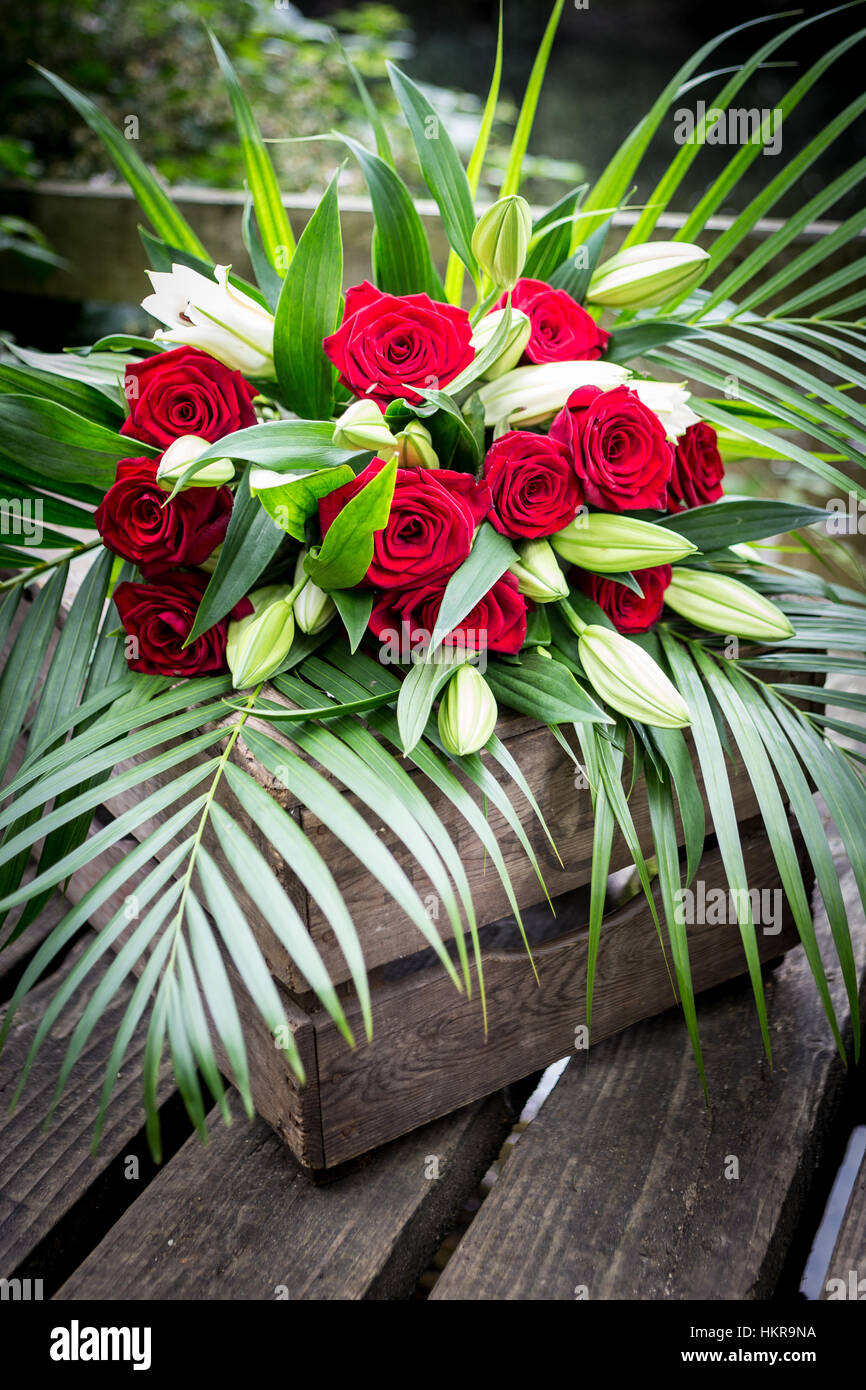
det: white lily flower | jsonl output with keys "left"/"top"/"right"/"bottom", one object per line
{"left": 478, "top": 359, "right": 631, "bottom": 432}
{"left": 630, "top": 379, "right": 699, "bottom": 440}
{"left": 142, "top": 263, "right": 275, "bottom": 377}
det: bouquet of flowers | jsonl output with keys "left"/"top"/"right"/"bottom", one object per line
{"left": 1, "top": 5, "right": 865, "bottom": 1152}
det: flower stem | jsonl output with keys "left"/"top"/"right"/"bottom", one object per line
{"left": 0, "top": 537, "right": 104, "bottom": 592}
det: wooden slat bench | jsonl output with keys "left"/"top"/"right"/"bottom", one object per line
{"left": 0, "top": 810, "right": 863, "bottom": 1300}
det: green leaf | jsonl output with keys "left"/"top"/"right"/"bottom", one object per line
{"left": 241, "top": 198, "right": 283, "bottom": 312}
{"left": 0, "top": 361, "right": 124, "bottom": 426}
{"left": 207, "top": 29, "right": 295, "bottom": 270}
{"left": 658, "top": 498, "right": 827, "bottom": 550}
{"left": 574, "top": 11, "right": 789, "bottom": 243}
{"left": 225, "top": 762, "right": 372, "bottom": 1040}
{"left": 696, "top": 649, "right": 846, "bottom": 1059}
{"left": 524, "top": 185, "right": 588, "bottom": 281}
{"left": 485, "top": 651, "right": 610, "bottom": 725}
{"left": 36, "top": 65, "right": 208, "bottom": 258}
{"left": 333, "top": 587, "right": 374, "bottom": 653}
{"left": 550, "top": 216, "right": 612, "bottom": 300}
{"left": 244, "top": 724, "right": 464, "bottom": 992}
{"left": 645, "top": 765, "right": 707, "bottom": 1096}
{"left": 397, "top": 651, "right": 463, "bottom": 756}
{"left": 337, "top": 133, "right": 444, "bottom": 298}
{"left": 606, "top": 320, "right": 702, "bottom": 364}
{"left": 388, "top": 63, "right": 478, "bottom": 281}
{"left": 186, "top": 892, "right": 253, "bottom": 1118}
{"left": 430, "top": 522, "right": 517, "bottom": 653}
{"left": 499, "top": 0, "right": 566, "bottom": 198}
{"left": 305, "top": 457, "right": 396, "bottom": 591}
{"left": 210, "top": 801, "right": 355, "bottom": 1048}
{"left": 187, "top": 472, "right": 285, "bottom": 642}
{"left": 0, "top": 564, "right": 67, "bottom": 782}
{"left": 253, "top": 466, "right": 354, "bottom": 542}
{"left": 0, "top": 395, "right": 154, "bottom": 488}
{"left": 193, "top": 419, "right": 360, "bottom": 472}
{"left": 659, "top": 630, "right": 772, "bottom": 1062}
{"left": 444, "top": 0, "right": 503, "bottom": 302}
{"left": 273, "top": 170, "right": 342, "bottom": 418}
{"left": 197, "top": 848, "right": 304, "bottom": 1081}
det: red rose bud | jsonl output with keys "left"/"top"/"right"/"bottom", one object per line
{"left": 370, "top": 571, "right": 527, "bottom": 657}
{"left": 667, "top": 421, "right": 725, "bottom": 512}
{"left": 578, "top": 565, "right": 672, "bottom": 633}
{"left": 494, "top": 277, "right": 609, "bottom": 365}
{"left": 95, "top": 456, "right": 233, "bottom": 578}
{"left": 319, "top": 458, "right": 490, "bottom": 590}
{"left": 550, "top": 384, "right": 674, "bottom": 511}
{"left": 113, "top": 570, "right": 240, "bottom": 677}
{"left": 484, "top": 429, "right": 584, "bottom": 539}
{"left": 322, "top": 280, "right": 475, "bottom": 408}
{"left": 120, "top": 346, "right": 258, "bottom": 450}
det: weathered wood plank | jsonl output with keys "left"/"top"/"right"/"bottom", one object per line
{"left": 821, "top": 1147, "right": 866, "bottom": 1299}
{"left": 430, "top": 822, "right": 866, "bottom": 1300}
{"left": 54, "top": 1086, "right": 515, "bottom": 1301}
{"left": 0, "top": 935, "right": 174, "bottom": 1279}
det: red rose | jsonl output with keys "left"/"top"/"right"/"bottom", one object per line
{"left": 370, "top": 571, "right": 527, "bottom": 655}
{"left": 483, "top": 429, "right": 583, "bottom": 539}
{"left": 120, "top": 346, "right": 258, "bottom": 449}
{"left": 551, "top": 384, "right": 674, "bottom": 511}
{"left": 113, "top": 570, "right": 251, "bottom": 677}
{"left": 578, "top": 565, "right": 672, "bottom": 634}
{"left": 494, "top": 277, "right": 609, "bottom": 364}
{"left": 322, "top": 281, "right": 475, "bottom": 407}
{"left": 95, "top": 457, "right": 233, "bottom": 577}
{"left": 318, "top": 458, "right": 490, "bottom": 589}
{"left": 668, "top": 421, "right": 725, "bottom": 512}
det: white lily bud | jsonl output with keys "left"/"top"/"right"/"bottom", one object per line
{"left": 587, "top": 241, "right": 710, "bottom": 310}
{"left": 551, "top": 512, "right": 697, "bottom": 571}
{"left": 226, "top": 585, "right": 295, "bottom": 688}
{"left": 510, "top": 538, "right": 569, "bottom": 603}
{"left": 470, "top": 308, "right": 532, "bottom": 379}
{"left": 143, "top": 263, "right": 275, "bottom": 376}
{"left": 293, "top": 551, "right": 336, "bottom": 635}
{"left": 471, "top": 195, "right": 532, "bottom": 290}
{"left": 578, "top": 625, "right": 691, "bottom": 728}
{"left": 438, "top": 664, "right": 498, "bottom": 756}
{"left": 332, "top": 398, "right": 398, "bottom": 456}
{"left": 395, "top": 419, "right": 439, "bottom": 469}
{"left": 478, "top": 360, "right": 631, "bottom": 431}
{"left": 156, "top": 434, "right": 235, "bottom": 489}
{"left": 663, "top": 569, "right": 795, "bottom": 642}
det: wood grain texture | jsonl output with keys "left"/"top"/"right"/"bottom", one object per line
{"left": 54, "top": 1087, "right": 515, "bottom": 1301}
{"left": 429, "top": 828, "right": 866, "bottom": 1301}
{"left": 0, "top": 937, "right": 174, "bottom": 1277}
{"left": 308, "top": 817, "right": 802, "bottom": 1167}
{"left": 821, "top": 1148, "right": 866, "bottom": 1298}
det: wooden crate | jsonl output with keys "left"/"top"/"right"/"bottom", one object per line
{"left": 84, "top": 695, "right": 805, "bottom": 1169}
{"left": 12, "top": 582, "right": 813, "bottom": 1171}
